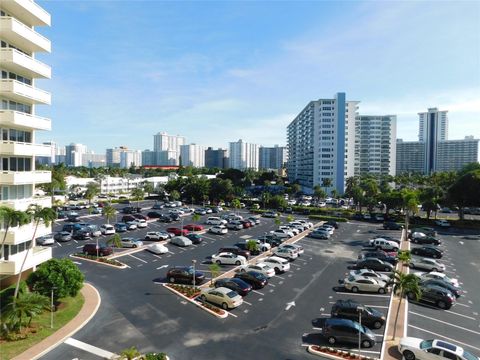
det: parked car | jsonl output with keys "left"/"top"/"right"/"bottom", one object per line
{"left": 54, "top": 231, "right": 72, "bottom": 242}
{"left": 273, "top": 247, "right": 298, "bottom": 260}
{"left": 166, "top": 266, "right": 205, "bottom": 284}
{"left": 145, "top": 231, "right": 169, "bottom": 241}
{"left": 217, "top": 246, "right": 250, "bottom": 259}
{"left": 194, "top": 208, "right": 207, "bottom": 215}
{"left": 86, "top": 225, "right": 101, "bottom": 237}
{"left": 343, "top": 275, "right": 389, "bottom": 294}
{"left": 411, "top": 246, "right": 443, "bottom": 259}
{"left": 36, "top": 234, "right": 55, "bottom": 245}
{"left": 383, "top": 221, "right": 403, "bottom": 230}
{"left": 271, "top": 229, "right": 293, "bottom": 239}
{"left": 133, "top": 219, "right": 148, "bottom": 228}
{"left": 349, "top": 269, "right": 392, "bottom": 284}
{"left": 211, "top": 252, "right": 247, "bottom": 266}
{"left": 410, "top": 232, "right": 441, "bottom": 245}
{"left": 147, "top": 211, "right": 163, "bottom": 219}
{"left": 407, "top": 284, "right": 456, "bottom": 309}
{"left": 309, "top": 229, "right": 330, "bottom": 239}
{"left": 321, "top": 317, "right": 376, "bottom": 348}
{"left": 331, "top": 299, "right": 386, "bottom": 329}
{"left": 414, "top": 271, "right": 459, "bottom": 287}
{"left": 186, "top": 233, "right": 203, "bottom": 244}
{"left": 200, "top": 287, "right": 243, "bottom": 310}
{"left": 398, "top": 337, "right": 478, "bottom": 360}
{"left": 280, "top": 243, "right": 304, "bottom": 256}
{"left": 206, "top": 217, "right": 227, "bottom": 225}
{"left": 125, "top": 221, "right": 137, "bottom": 230}
{"left": 358, "top": 251, "right": 398, "bottom": 265}
{"left": 410, "top": 227, "right": 437, "bottom": 237}
{"left": 226, "top": 221, "right": 243, "bottom": 230}
{"left": 146, "top": 243, "right": 169, "bottom": 255}
{"left": 152, "top": 203, "right": 164, "bottom": 210}
{"left": 82, "top": 244, "right": 112, "bottom": 257}
{"left": 170, "top": 236, "right": 193, "bottom": 247}
{"left": 133, "top": 214, "right": 149, "bottom": 221}
{"left": 234, "top": 271, "right": 268, "bottom": 289}
{"left": 325, "top": 220, "right": 339, "bottom": 229}
{"left": 240, "top": 263, "right": 275, "bottom": 278}
{"left": 410, "top": 258, "right": 446, "bottom": 272}
{"left": 368, "top": 238, "right": 399, "bottom": 251}
{"left": 120, "top": 237, "right": 143, "bottom": 248}
{"left": 262, "top": 211, "right": 278, "bottom": 218}
{"left": 241, "top": 220, "right": 252, "bottom": 229}
{"left": 100, "top": 224, "right": 115, "bottom": 235}
{"left": 420, "top": 278, "right": 462, "bottom": 298}
{"left": 356, "top": 258, "right": 395, "bottom": 272}
{"left": 248, "top": 216, "right": 260, "bottom": 225}
{"left": 114, "top": 223, "right": 128, "bottom": 233}
{"left": 166, "top": 227, "right": 189, "bottom": 236}
{"left": 262, "top": 256, "right": 290, "bottom": 273}
{"left": 183, "top": 224, "right": 204, "bottom": 231}
{"left": 73, "top": 229, "right": 91, "bottom": 240}
{"left": 435, "top": 219, "right": 451, "bottom": 228}
{"left": 121, "top": 215, "right": 136, "bottom": 222}
{"left": 157, "top": 215, "right": 173, "bottom": 223}
{"left": 209, "top": 225, "right": 228, "bottom": 234}
{"left": 234, "top": 242, "right": 261, "bottom": 256}
{"left": 214, "top": 278, "right": 252, "bottom": 296}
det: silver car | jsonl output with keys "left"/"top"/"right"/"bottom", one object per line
{"left": 170, "top": 236, "right": 193, "bottom": 247}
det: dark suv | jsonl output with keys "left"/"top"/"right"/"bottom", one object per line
{"left": 166, "top": 266, "right": 205, "bottom": 285}
{"left": 321, "top": 318, "right": 376, "bottom": 348}
{"left": 217, "top": 246, "right": 250, "bottom": 259}
{"left": 82, "top": 244, "right": 112, "bottom": 256}
{"left": 407, "top": 284, "right": 456, "bottom": 309}
{"left": 331, "top": 299, "right": 386, "bottom": 329}
{"left": 383, "top": 221, "right": 403, "bottom": 230}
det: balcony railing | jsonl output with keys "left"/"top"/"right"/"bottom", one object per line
{"left": 0, "top": 170, "right": 51, "bottom": 185}
{"left": 0, "top": 48, "right": 51, "bottom": 78}
{"left": 0, "top": 141, "right": 52, "bottom": 157}
{"left": 0, "top": 196, "right": 52, "bottom": 212}
{"left": 0, "top": 109, "right": 51, "bottom": 131}
{"left": 0, "top": 16, "right": 51, "bottom": 53}
{"left": 0, "top": 0, "right": 51, "bottom": 27}
{"left": 0, "top": 246, "right": 51, "bottom": 275}
{"left": 0, "top": 79, "right": 51, "bottom": 105}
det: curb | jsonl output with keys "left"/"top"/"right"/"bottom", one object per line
{"left": 70, "top": 254, "right": 128, "bottom": 269}
{"left": 12, "top": 283, "right": 101, "bottom": 360}
{"left": 307, "top": 345, "right": 379, "bottom": 360}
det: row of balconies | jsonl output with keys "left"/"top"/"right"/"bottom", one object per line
{"left": 0, "top": 170, "right": 51, "bottom": 185}
{"left": 0, "top": 140, "right": 51, "bottom": 156}
{"left": 0, "top": 246, "right": 51, "bottom": 275}
{"left": 0, "top": 16, "right": 50, "bottom": 53}
{"left": 0, "top": 109, "right": 51, "bottom": 131}
{"left": 0, "top": 79, "right": 51, "bottom": 105}
{"left": 0, "top": 48, "right": 51, "bottom": 78}
{"left": 1, "top": 0, "right": 51, "bottom": 27}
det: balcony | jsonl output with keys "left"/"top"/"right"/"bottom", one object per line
{"left": 0, "top": 16, "right": 51, "bottom": 53}
{"left": 0, "top": 141, "right": 51, "bottom": 157}
{"left": 0, "top": 48, "right": 51, "bottom": 78}
{"left": 0, "top": 170, "right": 51, "bottom": 185}
{"left": 0, "top": 0, "right": 51, "bottom": 27}
{"left": 0, "top": 222, "right": 49, "bottom": 245}
{"left": 0, "top": 79, "right": 51, "bottom": 105}
{"left": 0, "top": 110, "right": 51, "bottom": 131}
{"left": 0, "top": 246, "right": 51, "bottom": 276}
{"left": 0, "top": 196, "right": 51, "bottom": 211}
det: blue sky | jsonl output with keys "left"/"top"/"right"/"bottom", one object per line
{"left": 35, "top": 0, "right": 480, "bottom": 154}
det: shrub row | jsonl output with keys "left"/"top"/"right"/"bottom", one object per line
{"left": 166, "top": 284, "right": 201, "bottom": 299}
{"left": 308, "top": 215, "right": 348, "bottom": 222}
{"left": 292, "top": 205, "right": 355, "bottom": 217}
{"left": 73, "top": 253, "right": 124, "bottom": 267}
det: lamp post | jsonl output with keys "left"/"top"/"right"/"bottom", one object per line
{"left": 51, "top": 286, "right": 57, "bottom": 329}
{"left": 96, "top": 236, "right": 99, "bottom": 260}
{"left": 357, "top": 305, "right": 365, "bottom": 354}
{"left": 192, "top": 259, "right": 197, "bottom": 289}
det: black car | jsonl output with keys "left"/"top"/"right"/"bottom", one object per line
{"left": 186, "top": 234, "right": 203, "bottom": 244}
{"left": 411, "top": 235, "right": 441, "bottom": 245}
{"left": 166, "top": 266, "right": 205, "bottom": 285}
{"left": 170, "top": 213, "right": 180, "bottom": 221}
{"left": 411, "top": 246, "right": 443, "bottom": 259}
{"left": 214, "top": 278, "right": 252, "bottom": 296}
{"left": 257, "top": 235, "right": 282, "bottom": 247}
{"left": 234, "top": 242, "right": 261, "bottom": 256}
{"left": 320, "top": 318, "right": 376, "bottom": 348}
{"left": 234, "top": 271, "right": 268, "bottom": 289}
{"left": 147, "top": 211, "right": 162, "bottom": 219}
{"left": 72, "top": 229, "right": 91, "bottom": 240}
{"left": 352, "top": 213, "right": 363, "bottom": 221}
{"left": 407, "top": 284, "right": 456, "bottom": 309}
{"left": 383, "top": 221, "right": 403, "bottom": 230}
{"left": 122, "top": 215, "right": 136, "bottom": 222}
{"left": 326, "top": 220, "right": 339, "bottom": 229}
{"left": 217, "top": 246, "right": 250, "bottom": 259}
{"left": 359, "top": 251, "right": 398, "bottom": 265}
{"left": 356, "top": 258, "right": 394, "bottom": 272}
{"left": 66, "top": 214, "right": 80, "bottom": 222}
{"left": 157, "top": 215, "right": 173, "bottom": 223}
{"left": 420, "top": 279, "right": 462, "bottom": 298}
{"left": 331, "top": 299, "right": 386, "bottom": 329}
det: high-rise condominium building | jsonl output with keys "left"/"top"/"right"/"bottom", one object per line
{"left": 259, "top": 145, "right": 287, "bottom": 172}
{"left": 287, "top": 93, "right": 358, "bottom": 194}
{"left": 396, "top": 140, "right": 425, "bottom": 174}
{"left": 419, "top": 108, "right": 448, "bottom": 142}
{"left": 205, "top": 147, "right": 227, "bottom": 169}
{"left": 150, "top": 132, "right": 186, "bottom": 166}
{"left": 107, "top": 146, "right": 141, "bottom": 168}
{"left": 229, "top": 139, "right": 259, "bottom": 170}
{"left": 65, "top": 143, "right": 87, "bottom": 167}
{"left": 180, "top": 144, "right": 206, "bottom": 167}
{"left": 0, "top": 0, "right": 52, "bottom": 283}
{"left": 355, "top": 115, "right": 397, "bottom": 176}
{"left": 82, "top": 152, "right": 106, "bottom": 168}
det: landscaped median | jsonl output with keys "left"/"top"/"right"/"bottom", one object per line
{"left": 162, "top": 283, "right": 228, "bottom": 319}
{"left": 70, "top": 253, "right": 128, "bottom": 269}
{"left": 307, "top": 345, "right": 379, "bottom": 360}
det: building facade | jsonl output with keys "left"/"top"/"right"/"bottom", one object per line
{"left": 228, "top": 139, "right": 259, "bottom": 170}
{"left": 287, "top": 92, "right": 358, "bottom": 194}
{"left": 65, "top": 143, "right": 87, "bottom": 167}
{"left": 205, "top": 147, "right": 227, "bottom": 169}
{"left": 82, "top": 152, "right": 106, "bottom": 168}
{"left": 436, "top": 137, "right": 479, "bottom": 172}
{"left": 259, "top": 145, "right": 287, "bottom": 172}
{"left": 396, "top": 140, "right": 425, "bottom": 174}
{"left": 0, "top": 0, "right": 53, "bottom": 281}
{"left": 180, "top": 144, "right": 206, "bottom": 167}
{"left": 355, "top": 115, "right": 396, "bottom": 176}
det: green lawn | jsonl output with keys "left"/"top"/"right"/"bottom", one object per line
{"left": 0, "top": 292, "right": 85, "bottom": 360}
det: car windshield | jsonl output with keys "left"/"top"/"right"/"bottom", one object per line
{"left": 463, "top": 351, "right": 478, "bottom": 360}
{"left": 251, "top": 272, "right": 264, "bottom": 280}
{"left": 419, "top": 340, "right": 433, "bottom": 349}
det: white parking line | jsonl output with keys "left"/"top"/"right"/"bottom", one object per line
{"left": 347, "top": 349, "right": 381, "bottom": 355}
{"left": 64, "top": 338, "right": 116, "bottom": 359}
{"left": 335, "top": 292, "right": 391, "bottom": 298}
{"left": 252, "top": 290, "right": 264, "bottom": 296}
{"left": 151, "top": 254, "right": 163, "bottom": 259}
{"left": 243, "top": 301, "right": 252, "bottom": 306}
{"left": 227, "top": 311, "right": 238, "bottom": 318}
{"left": 444, "top": 310, "right": 476, "bottom": 320}
{"left": 76, "top": 245, "right": 83, "bottom": 249}
{"left": 274, "top": 275, "right": 285, "bottom": 280}
{"left": 408, "top": 325, "right": 480, "bottom": 352}
{"left": 409, "top": 311, "right": 480, "bottom": 335}
{"left": 456, "top": 302, "right": 471, "bottom": 308}
{"left": 128, "top": 254, "right": 148, "bottom": 263}
{"left": 290, "top": 263, "right": 301, "bottom": 268}
{"left": 268, "top": 283, "right": 276, "bottom": 287}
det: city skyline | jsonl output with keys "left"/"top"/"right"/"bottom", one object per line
{"left": 34, "top": 0, "right": 479, "bottom": 153}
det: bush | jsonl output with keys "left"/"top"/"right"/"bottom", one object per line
{"left": 249, "top": 209, "right": 269, "bottom": 214}
{"left": 292, "top": 205, "right": 355, "bottom": 217}
{"left": 144, "top": 353, "right": 168, "bottom": 360}
{"left": 73, "top": 253, "right": 124, "bottom": 267}
{"left": 0, "top": 281, "right": 27, "bottom": 312}
{"left": 27, "top": 258, "right": 84, "bottom": 301}
{"left": 308, "top": 215, "right": 348, "bottom": 222}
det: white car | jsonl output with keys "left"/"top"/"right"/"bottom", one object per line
{"left": 410, "top": 258, "right": 446, "bottom": 272}
{"left": 200, "top": 287, "right": 243, "bottom": 310}
{"left": 398, "top": 337, "right": 479, "bottom": 360}
{"left": 211, "top": 252, "right": 247, "bottom": 266}
{"left": 133, "top": 219, "right": 148, "bottom": 228}
{"left": 343, "top": 275, "right": 389, "bottom": 294}
{"left": 240, "top": 263, "right": 275, "bottom": 278}
{"left": 270, "top": 229, "right": 293, "bottom": 239}
{"left": 349, "top": 269, "right": 391, "bottom": 283}
{"left": 210, "top": 225, "right": 228, "bottom": 234}
{"left": 144, "top": 231, "right": 170, "bottom": 241}
{"left": 280, "top": 225, "right": 299, "bottom": 236}
{"left": 414, "top": 271, "right": 459, "bottom": 287}
{"left": 318, "top": 226, "right": 334, "bottom": 235}
{"left": 121, "top": 237, "right": 143, "bottom": 248}
{"left": 126, "top": 221, "right": 138, "bottom": 230}
{"left": 226, "top": 221, "right": 243, "bottom": 230}
{"left": 296, "top": 219, "right": 313, "bottom": 228}
{"left": 273, "top": 247, "right": 298, "bottom": 260}
{"left": 279, "top": 244, "right": 304, "bottom": 256}
{"left": 170, "top": 236, "right": 193, "bottom": 247}
{"left": 435, "top": 219, "right": 451, "bottom": 228}
{"left": 36, "top": 234, "right": 55, "bottom": 245}
{"left": 100, "top": 224, "right": 115, "bottom": 235}
{"left": 289, "top": 221, "right": 308, "bottom": 231}
{"left": 262, "top": 256, "right": 290, "bottom": 273}
{"left": 87, "top": 225, "right": 101, "bottom": 237}
{"left": 206, "top": 217, "right": 227, "bottom": 225}
{"left": 246, "top": 239, "right": 271, "bottom": 252}
{"left": 147, "top": 243, "right": 168, "bottom": 255}
{"left": 248, "top": 216, "right": 260, "bottom": 225}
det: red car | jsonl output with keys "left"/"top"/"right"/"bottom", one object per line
{"left": 183, "top": 224, "right": 204, "bottom": 231}
{"left": 166, "top": 227, "right": 189, "bottom": 236}
{"left": 241, "top": 220, "right": 251, "bottom": 228}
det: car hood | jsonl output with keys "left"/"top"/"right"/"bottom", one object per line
{"left": 399, "top": 337, "right": 424, "bottom": 349}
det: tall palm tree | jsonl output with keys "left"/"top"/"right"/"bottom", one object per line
{"left": 14, "top": 206, "right": 57, "bottom": 301}
{"left": 261, "top": 192, "right": 271, "bottom": 209}
{"left": 401, "top": 189, "right": 419, "bottom": 234}
{"left": 0, "top": 207, "right": 30, "bottom": 261}
{"left": 392, "top": 271, "right": 421, "bottom": 339}
{"left": 106, "top": 233, "right": 122, "bottom": 255}
{"left": 84, "top": 182, "right": 100, "bottom": 204}
{"left": 103, "top": 205, "right": 116, "bottom": 224}
{"left": 131, "top": 187, "right": 145, "bottom": 209}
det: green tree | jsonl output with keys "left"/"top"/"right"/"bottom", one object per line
{"left": 131, "top": 187, "right": 145, "bottom": 208}
{"left": 208, "top": 263, "right": 222, "bottom": 285}
{"left": 378, "top": 190, "right": 403, "bottom": 215}
{"left": 143, "top": 182, "right": 154, "bottom": 197}
{"left": 286, "top": 215, "right": 294, "bottom": 223}
{"left": 84, "top": 182, "right": 100, "bottom": 204}
{"left": 107, "top": 233, "right": 123, "bottom": 254}
{"left": 392, "top": 271, "right": 421, "bottom": 339}
{"left": 261, "top": 192, "right": 271, "bottom": 209}
{"left": 419, "top": 186, "right": 442, "bottom": 219}
{"left": 313, "top": 185, "right": 326, "bottom": 200}
{"left": 192, "top": 213, "right": 201, "bottom": 223}
{"left": 27, "top": 258, "right": 84, "bottom": 301}
{"left": 231, "top": 199, "right": 241, "bottom": 214}
{"left": 401, "top": 188, "right": 419, "bottom": 233}
{"left": 103, "top": 204, "right": 116, "bottom": 224}
{"left": 119, "top": 346, "right": 141, "bottom": 360}
{"left": 321, "top": 178, "right": 333, "bottom": 194}
{"left": 397, "top": 250, "right": 411, "bottom": 266}
{"left": 2, "top": 291, "right": 49, "bottom": 333}
{"left": 0, "top": 208, "right": 30, "bottom": 260}
{"left": 246, "top": 240, "right": 259, "bottom": 253}
{"left": 209, "top": 178, "right": 234, "bottom": 203}
{"left": 447, "top": 170, "right": 480, "bottom": 220}
{"left": 170, "top": 190, "right": 180, "bottom": 201}
{"left": 14, "top": 206, "right": 57, "bottom": 301}
{"left": 269, "top": 195, "right": 287, "bottom": 210}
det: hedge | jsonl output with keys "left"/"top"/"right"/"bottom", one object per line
{"left": 292, "top": 206, "right": 355, "bottom": 217}
{"left": 308, "top": 215, "right": 348, "bottom": 222}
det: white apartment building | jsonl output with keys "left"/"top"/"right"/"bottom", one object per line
{"left": 180, "top": 144, "right": 206, "bottom": 167}
{"left": 287, "top": 93, "right": 358, "bottom": 194}
{"left": 66, "top": 175, "right": 144, "bottom": 195}
{"left": 419, "top": 108, "right": 448, "bottom": 142}
{"left": 229, "top": 139, "right": 259, "bottom": 170}
{"left": 82, "top": 152, "right": 106, "bottom": 168}
{"left": 120, "top": 149, "right": 141, "bottom": 168}
{"left": 355, "top": 115, "right": 397, "bottom": 176}
{"left": 259, "top": 145, "right": 287, "bottom": 173}
{"left": 0, "top": 0, "right": 52, "bottom": 282}
{"left": 65, "top": 143, "right": 87, "bottom": 167}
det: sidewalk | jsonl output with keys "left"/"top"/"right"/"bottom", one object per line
{"left": 12, "top": 283, "right": 101, "bottom": 360}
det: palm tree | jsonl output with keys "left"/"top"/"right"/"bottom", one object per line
{"left": 392, "top": 271, "right": 421, "bottom": 339}
{"left": 192, "top": 213, "right": 201, "bottom": 223}
{"left": 0, "top": 207, "right": 30, "bottom": 261}
{"left": 2, "top": 291, "right": 49, "bottom": 332}
{"left": 103, "top": 205, "right": 116, "bottom": 224}
{"left": 261, "top": 192, "right": 271, "bottom": 209}
{"left": 321, "top": 177, "right": 333, "bottom": 195}
{"left": 118, "top": 346, "right": 141, "bottom": 360}
{"left": 231, "top": 198, "right": 241, "bottom": 215}
{"left": 401, "top": 189, "right": 419, "bottom": 234}
{"left": 106, "top": 233, "right": 122, "bottom": 254}
{"left": 143, "top": 182, "right": 154, "bottom": 197}
{"left": 14, "top": 206, "right": 57, "bottom": 301}
{"left": 397, "top": 250, "right": 411, "bottom": 266}
{"left": 84, "top": 182, "right": 100, "bottom": 204}
{"left": 131, "top": 187, "right": 145, "bottom": 209}
{"left": 208, "top": 263, "right": 221, "bottom": 285}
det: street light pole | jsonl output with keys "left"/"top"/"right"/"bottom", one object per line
{"left": 51, "top": 287, "right": 57, "bottom": 329}
{"left": 357, "top": 305, "right": 364, "bottom": 354}
{"left": 192, "top": 259, "right": 197, "bottom": 289}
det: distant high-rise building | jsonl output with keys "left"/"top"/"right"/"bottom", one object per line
{"left": 355, "top": 115, "right": 397, "bottom": 176}
{"left": 418, "top": 108, "right": 449, "bottom": 174}
{"left": 436, "top": 137, "right": 479, "bottom": 172}
{"left": 150, "top": 132, "right": 186, "bottom": 165}
{"left": 259, "top": 145, "right": 287, "bottom": 172}
{"left": 180, "top": 144, "right": 206, "bottom": 167}
{"left": 65, "top": 143, "right": 87, "bottom": 167}
{"left": 287, "top": 92, "right": 358, "bottom": 194}
{"left": 141, "top": 149, "right": 178, "bottom": 166}
{"left": 205, "top": 147, "right": 227, "bottom": 169}
{"left": 396, "top": 140, "right": 425, "bottom": 174}
{"left": 107, "top": 147, "right": 141, "bottom": 168}
{"left": 229, "top": 139, "right": 259, "bottom": 170}
{"left": 82, "top": 152, "right": 106, "bottom": 168}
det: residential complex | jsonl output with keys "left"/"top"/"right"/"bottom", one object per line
{"left": 259, "top": 145, "right": 287, "bottom": 173}
{"left": 180, "top": 144, "right": 206, "bottom": 167}
{"left": 65, "top": 143, "right": 87, "bottom": 167}
{"left": 229, "top": 139, "right": 260, "bottom": 170}
{"left": 205, "top": 147, "right": 227, "bottom": 169}
{"left": 142, "top": 132, "right": 186, "bottom": 166}
{"left": 395, "top": 140, "right": 425, "bottom": 174}
{"left": 0, "top": 0, "right": 52, "bottom": 282}
{"left": 106, "top": 146, "right": 141, "bottom": 168}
